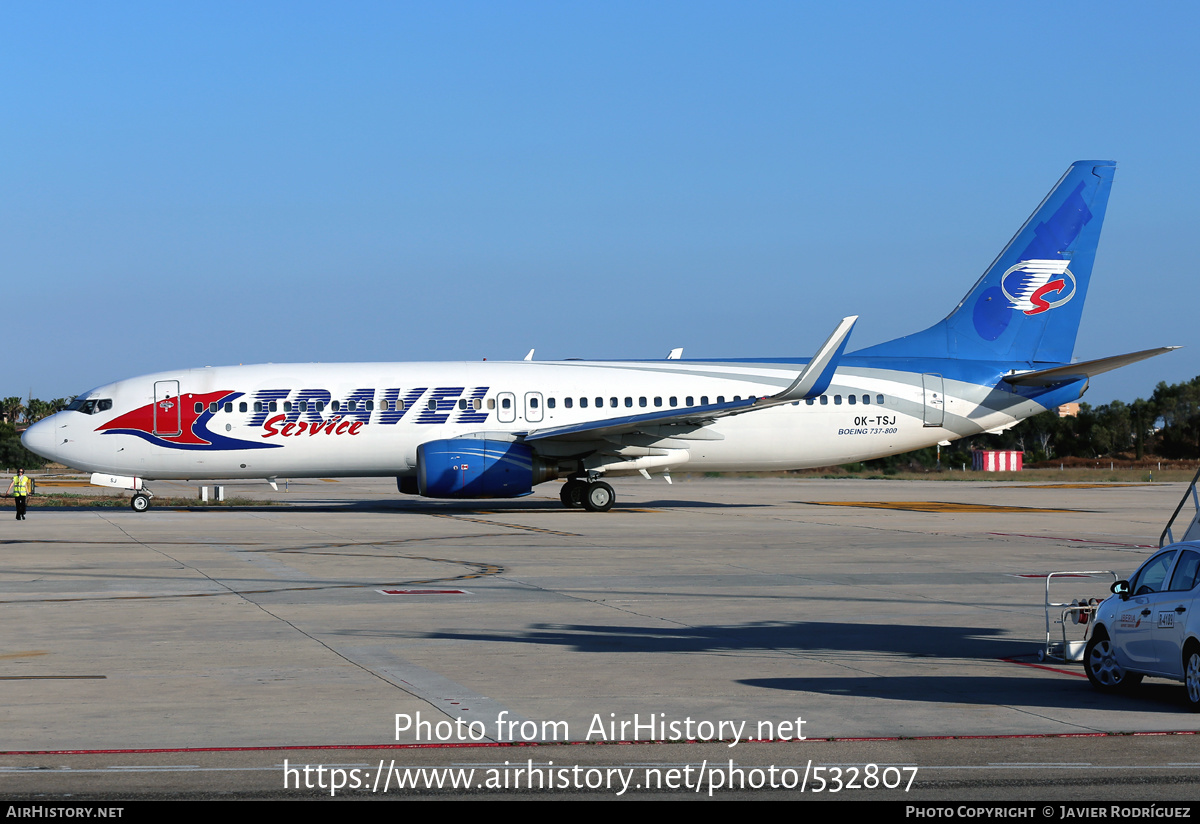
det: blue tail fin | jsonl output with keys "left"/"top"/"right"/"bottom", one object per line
{"left": 854, "top": 160, "right": 1115, "bottom": 364}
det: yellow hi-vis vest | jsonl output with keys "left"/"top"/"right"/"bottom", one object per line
{"left": 12, "top": 476, "right": 29, "bottom": 496}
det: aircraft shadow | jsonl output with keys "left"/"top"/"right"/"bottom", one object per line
{"left": 415, "top": 620, "right": 1014, "bottom": 657}
{"left": 408, "top": 619, "right": 1191, "bottom": 714}
{"left": 28, "top": 498, "right": 767, "bottom": 514}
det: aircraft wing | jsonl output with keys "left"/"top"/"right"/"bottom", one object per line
{"left": 1002, "top": 346, "right": 1180, "bottom": 387}
{"left": 523, "top": 316, "right": 857, "bottom": 443}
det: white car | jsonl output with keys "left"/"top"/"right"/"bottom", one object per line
{"left": 1087, "top": 541, "right": 1200, "bottom": 709}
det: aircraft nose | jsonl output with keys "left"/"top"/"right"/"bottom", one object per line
{"left": 21, "top": 416, "right": 58, "bottom": 461}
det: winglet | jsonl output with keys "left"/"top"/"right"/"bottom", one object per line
{"left": 761, "top": 315, "right": 858, "bottom": 405}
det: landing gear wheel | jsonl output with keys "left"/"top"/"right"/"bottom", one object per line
{"left": 1185, "top": 647, "right": 1200, "bottom": 711}
{"left": 560, "top": 480, "right": 586, "bottom": 508}
{"left": 131, "top": 493, "right": 151, "bottom": 513}
{"left": 1084, "top": 630, "right": 1142, "bottom": 693}
{"left": 582, "top": 481, "right": 615, "bottom": 512}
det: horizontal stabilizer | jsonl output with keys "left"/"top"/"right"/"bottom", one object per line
{"left": 1002, "top": 346, "right": 1180, "bottom": 387}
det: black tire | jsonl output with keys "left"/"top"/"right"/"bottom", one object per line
{"left": 131, "top": 494, "right": 151, "bottom": 513}
{"left": 1184, "top": 645, "right": 1200, "bottom": 711}
{"left": 1084, "top": 629, "right": 1142, "bottom": 693}
{"left": 582, "top": 481, "right": 615, "bottom": 512}
{"left": 559, "top": 480, "right": 586, "bottom": 508}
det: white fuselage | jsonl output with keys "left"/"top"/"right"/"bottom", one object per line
{"left": 23, "top": 358, "right": 1037, "bottom": 483}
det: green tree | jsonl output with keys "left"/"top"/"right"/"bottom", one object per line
{"left": 0, "top": 422, "right": 42, "bottom": 469}
{"left": 0, "top": 397, "right": 24, "bottom": 425}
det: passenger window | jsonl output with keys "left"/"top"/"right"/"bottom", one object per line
{"left": 1169, "top": 550, "right": 1200, "bottom": 591}
{"left": 1131, "top": 550, "right": 1178, "bottom": 596}
{"left": 486, "top": 399, "right": 495, "bottom": 410}
{"left": 331, "top": 401, "right": 341, "bottom": 412}
{"left": 348, "top": 401, "right": 358, "bottom": 411}
{"left": 863, "top": 395, "right": 870, "bottom": 405}
{"left": 848, "top": 395, "right": 856, "bottom": 405}
{"left": 596, "top": 397, "right": 603, "bottom": 408}
{"left": 580, "top": 397, "right": 588, "bottom": 408}
{"left": 283, "top": 401, "right": 292, "bottom": 413}
{"left": 734, "top": 396, "right": 741, "bottom": 402}
{"left": 502, "top": 398, "right": 512, "bottom": 409}
{"left": 639, "top": 397, "right": 647, "bottom": 407}
{"left": 254, "top": 402, "right": 263, "bottom": 413}
{"left": 474, "top": 399, "right": 483, "bottom": 410}
{"left": 610, "top": 397, "right": 618, "bottom": 408}
{"left": 669, "top": 396, "right": 677, "bottom": 407}
{"left": 654, "top": 397, "right": 662, "bottom": 407}
{"left": 625, "top": 397, "right": 633, "bottom": 407}
{"left": 397, "top": 401, "right": 405, "bottom": 411}
{"left": 876, "top": 395, "right": 884, "bottom": 404}
{"left": 717, "top": 396, "right": 725, "bottom": 404}
{"left": 366, "top": 401, "right": 374, "bottom": 411}
{"left": 195, "top": 403, "right": 203, "bottom": 413}
{"left": 224, "top": 402, "right": 233, "bottom": 413}
{"left": 315, "top": 401, "right": 325, "bottom": 412}
{"left": 820, "top": 396, "right": 828, "bottom": 405}
{"left": 806, "top": 398, "right": 814, "bottom": 405}
{"left": 458, "top": 399, "right": 467, "bottom": 410}
{"left": 269, "top": 402, "right": 278, "bottom": 412}
{"left": 428, "top": 399, "right": 437, "bottom": 410}
{"left": 686, "top": 396, "right": 694, "bottom": 406}
{"left": 239, "top": 402, "right": 247, "bottom": 413}
{"left": 548, "top": 398, "right": 556, "bottom": 409}
{"left": 530, "top": 397, "right": 539, "bottom": 409}
{"left": 700, "top": 396, "right": 708, "bottom": 405}
{"left": 564, "top": 397, "right": 573, "bottom": 409}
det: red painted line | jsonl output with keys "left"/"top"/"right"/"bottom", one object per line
{"left": 1013, "top": 573, "right": 1091, "bottom": 579}
{"left": 993, "top": 534, "right": 1152, "bottom": 546}
{"left": 1000, "top": 656, "right": 1087, "bottom": 678}
{"left": 5, "top": 730, "right": 1199, "bottom": 756}
{"left": 379, "top": 589, "right": 467, "bottom": 595}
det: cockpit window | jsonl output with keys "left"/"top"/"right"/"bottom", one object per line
{"left": 66, "top": 397, "right": 112, "bottom": 415}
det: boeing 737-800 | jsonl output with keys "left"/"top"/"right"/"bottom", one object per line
{"left": 21, "top": 160, "right": 1176, "bottom": 512}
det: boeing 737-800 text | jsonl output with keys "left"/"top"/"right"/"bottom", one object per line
{"left": 21, "top": 161, "right": 1176, "bottom": 511}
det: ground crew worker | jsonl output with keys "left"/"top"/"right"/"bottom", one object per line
{"left": 7, "top": 468, "right": 30, "bottom": 520}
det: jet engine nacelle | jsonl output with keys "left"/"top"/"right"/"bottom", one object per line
{"left": 416, "top": 438, "right": 555, "bottom": 498}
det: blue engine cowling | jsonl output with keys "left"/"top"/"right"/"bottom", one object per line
{"left": 417, "top": 438, "right": 552, "bottom": 499}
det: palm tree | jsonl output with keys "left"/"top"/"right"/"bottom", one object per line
{"left": 26, "top": 398, "right": 53, "bottom": 423}
{"left": 0, "top": 397, "right": 24, "bottom": 425}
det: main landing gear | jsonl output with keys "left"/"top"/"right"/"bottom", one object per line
{"left": 559, "top": 478, "right": 615, "bottom": 512}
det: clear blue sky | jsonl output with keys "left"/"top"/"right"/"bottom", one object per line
{"left": 3, "top": 1, "right": 1196, "bottom": 406}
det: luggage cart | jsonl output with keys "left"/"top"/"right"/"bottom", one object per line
{"left": 1039, "top": 570, "right": 1118, "bottom": 662}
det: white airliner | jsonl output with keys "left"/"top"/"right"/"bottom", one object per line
{"left": 22, "top": 160, "right": 1175, "bottom": 512}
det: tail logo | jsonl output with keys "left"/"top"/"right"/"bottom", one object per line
{"left": 1000, "top": 259, "right": 1076, "bottom": 316}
